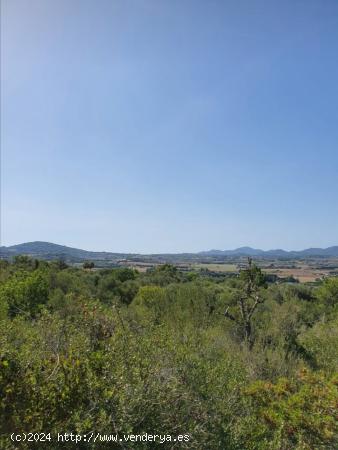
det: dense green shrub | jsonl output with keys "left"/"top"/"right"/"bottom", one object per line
{"left": 0, "top": 259, "right": 337, "bottom": 449}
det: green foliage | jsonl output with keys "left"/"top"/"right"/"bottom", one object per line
{"left": 143, "top": 264, "right": 182, "bottom": 286}
{"left": 0, "top": 259, "right": 337, "bottom": 449}
{"left": 13, "top": 255, "right": 40, "bottom": 270}
{"left": 0, "top": 270, "right": 49, "bottom": 317}
{"left": 316, "top": 277, "right": 338, "bottom": 309}
{"left": 244, "top": 369, "right": 338, "bottom": 449}
{"left": 298, "top": 313, "right": 338, "bottom": 372}
{"left": 239, "top": 258, "right": 267, "bottom": 288}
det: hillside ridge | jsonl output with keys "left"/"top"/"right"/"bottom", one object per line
{"left": 1, "top": 241, "right": 338, "bottom": 260}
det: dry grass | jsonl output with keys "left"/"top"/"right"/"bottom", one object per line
{"left": 263, "top": 268, "right": 330, "bottom": 283}
{"left": 193, "top": 263, "right": 238, "bottom": 273}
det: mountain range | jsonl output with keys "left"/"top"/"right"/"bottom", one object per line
{"left": 198, "top": 246, "right": 338, "bottom": 257}
{"left": 0, "top": 241, "right": 129, "bottom": 262}
{"left": 1, "top": 241, "right": 338, "bottom": 261}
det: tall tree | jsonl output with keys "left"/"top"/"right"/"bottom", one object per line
{"left": 224, "top": 257, "right": 266, "bottom": 348}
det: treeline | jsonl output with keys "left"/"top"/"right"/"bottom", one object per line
{"left": 0, "top": 256, "right": 337, "bottom": 449}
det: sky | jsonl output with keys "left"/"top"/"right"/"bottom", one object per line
{"left": 1, "top": 0, "right": 338, "bottom": 253}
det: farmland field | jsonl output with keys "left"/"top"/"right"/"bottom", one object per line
{"left": 193, "top": 263, "right": 238, "bottom": 272}
{"left": 116, "top": 257, "right": 338, "bottom": 283}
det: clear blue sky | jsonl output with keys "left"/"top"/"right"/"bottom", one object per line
{"left": 1, "top": 0, "right": 338, "bottom": 253}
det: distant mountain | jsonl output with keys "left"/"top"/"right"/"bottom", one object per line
{"left": 1, "top": 241, "right": 338, "bottom": 262}
{"left": 199, "top": 247, "right": 265, "bottom": 256}
{"left": 199, "top": 246, "right": 338, "bottom": 258}
{"left": 297, "top": 247, "right": 338, "bottom": 257}
{"left": 0, "top": 241, "right": 131, "bottom": 262}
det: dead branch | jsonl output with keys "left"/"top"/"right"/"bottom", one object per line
{"left": 224, "top": 306, "right": 236, "bottom": 322}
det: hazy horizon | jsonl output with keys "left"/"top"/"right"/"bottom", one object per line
{"left": 2, "top": 0, "right": 338, "bottom": 253}
{"left": 2, "top": 240, "right": 338, "bottom": 255}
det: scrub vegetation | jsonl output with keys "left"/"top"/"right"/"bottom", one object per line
{"left": 0, "top": 256, "right": 337, "bottom": 449}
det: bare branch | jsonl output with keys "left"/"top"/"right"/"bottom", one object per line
{"left": 238, "top": 297, "right": 247, "bottom": 320}
{"left": 46, "top": 353, "right": 60, "bottom": 381}
{"left": 248, "top": 294, "right": 263, "bottom": 320}
{"left": 224, "top": 306, "right": 236, "bottom": 322}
